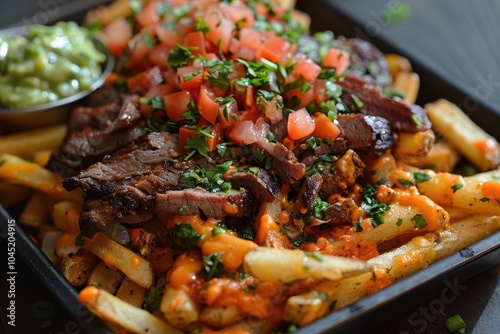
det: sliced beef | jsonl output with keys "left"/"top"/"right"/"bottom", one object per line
{"left": 64, "top": 132, "right": 180, "bottom": 194}
{"left": 320, "top": 149, "right": 365, "bottom": 198}
{"left": 53, "top": 93, "right": 146, "bottom": 171}
{"left": 338, "top": 76, "right": 431, "bottom": 133}
{"left": 309, "top": 198, "right": 358, "bottom": 226}
{"left": 155, "top": 188, "right": 254, "bottom": 218}
{"left": 285, "top": 173, "right": 324, "bottom": 221}
{"left": 337, "top": 114, "right": 394, "bottom": 156}
{"left": 223, "top": 167, "right": 280, "bottom": 202}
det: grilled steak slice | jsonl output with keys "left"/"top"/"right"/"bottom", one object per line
{"left": 285, "top": 173, "right": 324, "bottom": 221}
{"left": 64, "top": 132, "right": 180, "bottom": 193}
{"left": 223, "top": 167, "right": 280, "bottom": 202}
{"left": 339, "top": 75, "right": 431, "bottom": 133}
{"left": 337, "top": 114, "right": 394, "bottom": 157}
{"left": 155, "top": 188, "right": 254, "bottom": 218}
{"left": 320, "top": 149, "right": 365, "bottom": 198}
{"left": 53, "top": 93, "right": 146, "bottom": 171}
{"left": 310, "top": 198, "right": 358, "bottom": 227}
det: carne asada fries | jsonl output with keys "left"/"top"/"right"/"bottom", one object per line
{"left": 1, "top": 0, "right": 499, "bottom": 333}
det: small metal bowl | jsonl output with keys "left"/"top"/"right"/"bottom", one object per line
{"left": 0, "top": 24, "right": 115, "bottom": 133}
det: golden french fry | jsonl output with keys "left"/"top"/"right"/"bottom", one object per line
{"left": 160, "top": 286, "right": 199, "bottom": 328}
{"left": 243, "top": 247, "right": 372, "bottom": 283}
{"left": 79, "top": 286, "right": 184, "bottom": 334}
{"left": 19, "top": 192, "right": 50, "bottom": 231}
{"left": 392, "top": 130, "right": 435, "bottom": 165}
{"left": 198, "top": 304, "right": 242, "bottom": 329}
{"left": 87, "top": 261, "right": 125, "bottom": 294}
{"left": 391, "top": 71, "right": 420, "bottom": 104}
{"left": 0, "top": 124, "right": 66, "bottom": 158}
{"left": 385, "top": 53, "right": 412, "bottom": 79}
{"left": 465, "top": 169, "right": 500, "bottom": 182}
{"left": 52, "top": 201, "right": 81, "bottom": 232}
{"left": 0, "top": 181, "right": 32, "bottom": 208}
{"left": 89, "top": 233, "right": 154, "bottom": 290}
{"left": 417, "top": 141, "right": 461, "bottom": 172}
{"left": 59, "top": 249, "right": 101, "bottom": 287}
{"left": 116, "top": 278, "right": 148, "bottom": 308}
{"left": 425, "top": 99, "right": 500, "bottom": 171}
{"left": 0, "top": 153, "right": 83, "bottom": 203}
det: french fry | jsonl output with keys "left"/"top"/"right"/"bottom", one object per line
{"left": 79, "top": 286, "right": 184, "bottom": 334}
{"left": 52, "top": 201, "right": 81, "bottom": 232}
{"left": 0, "top": 181, "right": 32, "bottom": 208}
{"left": 59, "top": 249, "right": 101, "bottom": 287}
{"left": 89, "top": 233, "right": 155, "bottom": 290}
{"left": 41, "top": 230, "right": 64, "bottom": 265}
{"left": 243, "top": 247, "right": 372, "bottom": 283}
{"left": 417, "top": 141, "right": 461, "bottom": 172}
{"left": 391, "top": 71, "right": 420, "bottom": 104}
{"left": 0, "top": 153, "right": 83, "bottom": 203}
{"left": 425, "top": 99, "right": 500, "bottom": 171}
{"left": 116, "top": 278, "right": 148, "bottom": 308}
{"left": 415, "top": 171, "right": 500, "bottom": 215}
{"left": 87, "top": 261, "right": 125, "bottom": 294}
{"left": 0, "top": 124, "right": 66, "bottom": 159}
{"left": 385, "top": 53, "right": 412, "bottom": 79}
{"left": 198, "top": 304, "right": 242, "bottom": 329}
{"left": 19, "top": 192, "right": 51, "bottom": 232}
{"left": 465, "top": 169, "right": 500, "bottom": 182}
{"left": 284, "top": 215, "right": 500, "bottom": 326}
{"left": 160, "top": 286, "right": 200, "bottom": 328}
{"left": 392, "top": 130, "right": 435, "bottom": 165}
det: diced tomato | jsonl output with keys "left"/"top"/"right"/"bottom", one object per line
{"left": 229, "top": 120, "right": 258, "bottom": 145}
{"left": 156, "top": 25, "right": 181, "bottom": 48}
{"left": 207, "top": 123, "right": 224, "bottom": 152}
{"left": 136, "top": 0, "right": 161, "bottom": 27}
{"left": 140, "top": 83, "right": 178, "bottom": 116}
{"left": 100, "top": 18, "right": 132, "bottom": 56}
{"left": 238, "top": 27, "right": 264, "bottom": 53}
{"left": 220, "top": 2, "right": 255, "bottom": 28}
{"left": 217, "top": 99, "right": 239, "bottom": 129}
{"left": 127, "top": 66, "right": 163, "bottom": 95}
{"left": 164, "top": 90, "right": 193, "bottom": 121}
{"left": 258, "top": 94, "right": 284, "bottom": 124}
{"left": 311, "top": 113, "right": 341, "bottom": 140}
{"left": 322, "top": 48, "right": 351, "bottom": 75}
{"left": 204, "top": 5, "right": 236, "bottom": 53}
{"left": 287, "top": 108, "right": 316, "bottom": 141}
{"left": 178, "top": 66, "right": 204, "bottom": 91}
{"left": 286, "top": 85, "right": 315, "bottom": 109}
{"left": 197, "top": 85, "right": 219, "bottom": 124}
{"left": 184, "top": 31, "right": 207, "bottom": 56}
{"left": 126, "top": 32, "right": 153, "bottom": 71}
{"left": 149, "top": 44, "right": 171, "bottom": 68}
{"left": 178, "top": 126, "right": 199, "bottom": 155}
{"left": 294, "top": 56, "right": 322, "bottom": 82}
{"left": 313, "top": 79, "right": 328, "bottom": 104}
{"left": 256, "top": 35, "right": 290, "bottom": 62}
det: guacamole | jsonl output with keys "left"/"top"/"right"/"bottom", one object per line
{"left": 0, "top": 21, "right": 106, "bottom": 109}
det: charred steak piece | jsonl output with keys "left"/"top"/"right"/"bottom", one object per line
{"left": 223, "top": 167, "right": 280, "bottom": 202}
{"left": 339, "top": 75, "right": 431, "bottom": 133}
{"left": 64, "top": 132, "right": 180, "bottom": 194}
{"left": 309, "top": 198, "right": 358, "bottom": 227}
{"left": 319, "top": 149, "right": 365, "bottom": 198}
{"left": 155, "top": 188, "right": 254, "bottom": 219}
{"left": 52, "top": 90, "right": 146, "bottom": 171}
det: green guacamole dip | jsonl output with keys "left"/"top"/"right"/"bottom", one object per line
{"left": 0, "top": 22, "right": 106, "bottom": 109}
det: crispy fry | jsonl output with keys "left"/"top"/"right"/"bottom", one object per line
{"left": 89, "top": 233, "right": 155, "bottom": 290}
{"left": 116, "top": 278, "right": 148, "bottom": 308}
{"left": 0, "top": 153, "right": 83, "bottom": 203}
{"left": 59, "top": 249, "right": 101, "bottom": 287}
{"left": 160, "top": 286, "right": 200, "bottom": 328}
{"left": 243, "top": 247, "right": 372, "bottom": 283}
{"left": 52, "top": 201, "right": 81, "bottom": 232}
{"left": 198, "top": 304, "right": 242, "bottom": 329}
{"left": 425, "top": 99, "right": 500, "bottom": 171}
{"left": 87, "top": 261, "right": 125, "bottom": 294}
{"left": 385, "top": 53, "right": 412, "bottom": 79}
{"left": 79, "top": 286, "right": 184, "bottom": 334}
{"left": 0, "top": 124, "right": 66, "bottom": 159}
{"left": 391, "top": 71, "right": 420, "bottom": 104}
{"left": 417, "top": 141, "right": 461, "bottom": 172}
{"left": 392, "top": 130, "right": 435, "bottom": 165}
{"left": 19, "top": 192, "right": 51, "bottom": 231}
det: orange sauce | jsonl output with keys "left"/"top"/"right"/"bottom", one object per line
{"left": 482, "top": 181, "right": 500, "bottom": 199}
{"left": 168, "top": 252, "right": 203, "bottom": 289}
{"left": 78, "top": 286, "right": 99, "bottom": 304}
{"left": 201, "top": 233, "right": 257, "bottom": 271}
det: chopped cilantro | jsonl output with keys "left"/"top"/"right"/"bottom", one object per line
{"left": 185, "top": 135, "right": 210, "bottom": 159}
{"left": 351, "top": 94, "right": 364, "bottom": 108}
{"left": 143, "top": 287, "right": 163, "bottom": 312}
{"left": 236, "top": 222, "right": 256, "bottom": 240}
{"left": 194, "top": 17, "right": 210, "bottom": 34}
{"left": 413, "top": 170, "right": 431, "bottom": 183}
{"left": 290, "top": 233, "right": 317, "bottom": 247}
{"left": 398, "top": 178, "right": 414, "bottom": 189}
{"left": 354, "top": 217, "right": 364, "bottom": 232}
{"left": 74, "top": 233, "right": 85, "bottom": 246}
{"left": 304, "top": 251, "right": 323, "bottom": 262}
{"left": 178, "top": 162, "right": 232, "bottom": 192}
{"left": 361, "top": 178, "right": 390, "bottom": 227}
{"left": 480, "top": 197, "right": 490, "bottom": 202}
{"left": 451, "top": 183, "right": 464, "bottom": 193}
{"left": 203, "top": 252, "right": 225, "bottom": 280}
{"left": 182, "top": 100, "right": 201, "bottom": 126}
{"left": 145, "top": 110, "right": 179, "bottom": 134}
{"left": 412, "top": 214, "right": 427, "bottom": 229}
{"left": 167, "top": 44, "right": 193, "bottom": 68}
{"left": 396, "top": 218, "right": 403, "bottom": 227}
{"left": 308, "top": 196, "right": 330, "bottom": 219}
{"left": 143, "top": 30, "right": 155, "bottom": 49}
{"left": 169, "top": 224, "right": 202, "bottom": 250}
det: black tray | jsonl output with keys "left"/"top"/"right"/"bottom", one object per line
{"left": 1, "top": 1, "right": 500, "bottom": 333}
